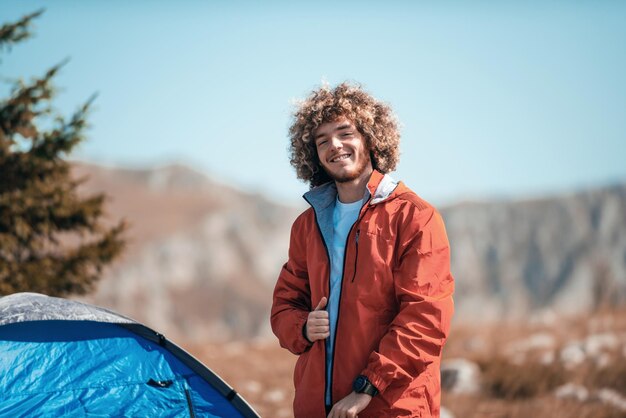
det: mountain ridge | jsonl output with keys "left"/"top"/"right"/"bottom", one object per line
{"left": 71, "top": 161, "right": 626, "bottom": 340}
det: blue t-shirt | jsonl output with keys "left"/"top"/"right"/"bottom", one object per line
{"left": 325, "top": 196, "right": 361, "bottom": 405}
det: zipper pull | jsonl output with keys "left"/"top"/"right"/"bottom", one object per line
{"left": 351, "top": 229, "right": 360, "bottom": 283}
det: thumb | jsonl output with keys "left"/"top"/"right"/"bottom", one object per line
{"left": 314, "top": 297, "right": 328, "bottom": 311}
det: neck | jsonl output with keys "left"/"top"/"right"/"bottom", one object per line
{"left": 335, "top": 166, "right": 373, "bottom": 203}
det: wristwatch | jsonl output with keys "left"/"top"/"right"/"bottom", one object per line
{"left": 353, "top": 375, "right": 379, "bottom": 397}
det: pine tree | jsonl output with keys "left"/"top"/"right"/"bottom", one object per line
{"left": 0, "top": 10, "right": 126, "bottom": 296}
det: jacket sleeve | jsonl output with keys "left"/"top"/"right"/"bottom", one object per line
{"left": 270, "top": 213, "right": 314, "bottom": 355}
{"left": 362, "top": 206, "right": 454, "bottom": 394}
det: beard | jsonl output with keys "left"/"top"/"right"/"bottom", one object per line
{"left": 324, "top": 149, "right": 372, "bottom": 183}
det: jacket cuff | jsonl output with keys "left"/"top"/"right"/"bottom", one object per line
{"left": 361, "top": 369, "right": 390, "bottom": 395}
{"left": 302, "top": 321, "right": 313, "bottom": 344}
{"left": 293, "top": 310, "right": 313, "bottom": 353}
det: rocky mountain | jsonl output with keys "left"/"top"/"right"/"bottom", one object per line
{"left": 72, "top": 162, "right": 300, "bottom": 342}
{"left": 443, "top": 183, "right": 626, "bottom": 321}
{"left": 71, "top": 162, "right": 626, "bottom": 340}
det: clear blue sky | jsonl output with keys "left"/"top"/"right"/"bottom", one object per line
{"left": 2, "top": 1, "right": 625, "bottom": 206}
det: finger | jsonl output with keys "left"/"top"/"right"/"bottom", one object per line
{"left": 327, "top": 406, "right": 335, "bottom": 418}
{"left": 310, "top": 310, "right": 329, "bottom": 318}
{"left": 310, "top": 325, "right": 330, "bottom": 336}
{"left": 309, "top": 317, "right": 329, "bottom": 326}
{"left": 314, "top": 297, "right": 328, "bottom": 311}
{"left": 308, "top": 317, "right": 330, "bottom": 327}
{"left": 311, "top": 331, "right": 330, "bottom": 340}
{"left": 312, "top": 325, "right": 329, "bottom": 333}
{"left": 309, "top": 312, "right": 329, "bottom": 323}
{"left": 316, "top": 310, "right": 329, "bottom": 318}
{"left": 309, "top": 325, "right": 327, "bottom": 333}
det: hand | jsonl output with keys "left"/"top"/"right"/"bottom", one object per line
{"left": 305, "top": 297, "right": 329, "bottom": 342}
{"left": 327, "top": 391, "right": 372, "bottom": 418}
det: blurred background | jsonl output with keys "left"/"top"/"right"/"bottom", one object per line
{"left": 2, "top": 1, "right": 626, "bottom": 417}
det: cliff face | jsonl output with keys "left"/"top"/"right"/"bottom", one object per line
{"left": 73, "top": 162, "right": 626, "bottom": 339}
{"left": 72, "top": 162, "right": 300, "bottom": 342}
{"left": 442, "top": 184, "right": 626, "bottom": 321}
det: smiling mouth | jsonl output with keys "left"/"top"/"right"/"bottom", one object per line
{"left": 329, "top": 153, "right": 351, "bottom": 163}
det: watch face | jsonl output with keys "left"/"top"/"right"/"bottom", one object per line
{"left": 353, "top": 376, "right": 367, "bottom": 392}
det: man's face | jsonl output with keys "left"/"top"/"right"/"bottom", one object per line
{"left": 313, "top": 117, "right": 372, "bottom": 183}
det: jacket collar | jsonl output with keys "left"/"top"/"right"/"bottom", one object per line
{"left": 302, "top": 170, "right": 399, "bottom": 248}
{"left": 303, "top": 169, "right": 398, "bottom": 211}
{"left": 369, "top": 170, "right": 399, "bottom": 205}
{"left": 366, "top": 169, "right": 385, "bottom": 198}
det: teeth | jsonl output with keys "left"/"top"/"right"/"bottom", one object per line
{"left": 331, "top": 154, "right": 350, "bottom": 162}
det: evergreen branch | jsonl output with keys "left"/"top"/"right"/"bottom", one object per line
{"left": 0, "top": 11, "right": 126, "bottom": 296}
{"left": 0, "top": 9, "right": 44, "bottom": 52}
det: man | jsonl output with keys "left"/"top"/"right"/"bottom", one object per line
{"left": 271, "top": 82, "right": 454, "bottom": 418}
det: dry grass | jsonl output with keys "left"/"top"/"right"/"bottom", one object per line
{"left": 582, "top": 354, "right": 626, "bottom": 393}
{"left": 443, "top": 395, "right": 625, "bottom": 418}
{"left": 477, "top": 357, "right": 568, "bottom": 399}
{"left": 178, "top": 309, "right": 626, "bottom": 418}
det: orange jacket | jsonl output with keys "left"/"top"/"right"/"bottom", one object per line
{"left": 271, "top": 170, "right": 454, "bottom": 417}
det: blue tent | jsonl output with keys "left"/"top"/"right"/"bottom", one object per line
{"left": 0, "top": 293, "right": 260, "bottom": 417}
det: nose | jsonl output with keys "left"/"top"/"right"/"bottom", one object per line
{"left": 329, "top": 135, "right": 343, "bottom": 150}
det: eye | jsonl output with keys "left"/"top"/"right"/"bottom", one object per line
{"left": 317, "top": 139, "right": 327, "bottom": 147}
{"left": 342, "top": 132, "right": 353, "bottom": 137}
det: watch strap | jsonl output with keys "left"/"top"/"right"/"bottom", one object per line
{"left": 353, "top": 375, "right": 379, "bottom": 397}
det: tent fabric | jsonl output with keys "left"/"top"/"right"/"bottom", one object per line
{"left": 0, "top": 293, "right": 260, "bottom": 418}
{"left": 0, "top": 292, "right": 134, "bottom": 326}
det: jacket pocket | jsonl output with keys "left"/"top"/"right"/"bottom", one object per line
{"left": 351, "top": 228, "right": 395, "bottom": 281}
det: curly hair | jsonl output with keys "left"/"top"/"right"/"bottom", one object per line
{"left": 288, "top": 82, "right": 401, "bottom": 188}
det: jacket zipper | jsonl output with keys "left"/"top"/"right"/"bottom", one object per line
{"left": 303, "top": 196, "right": 332, "bottom": 409}
{"left": 351, "top": 229, "right": 360, "bottom": 282}
{"left": 329, "top": 200, "right": 371, "bottom": 405}
{"left": 305, "top": 194, "right": 373, "bottom": 408}
{"left": 328, "top": 222, "right": 358, "bottom": 405}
